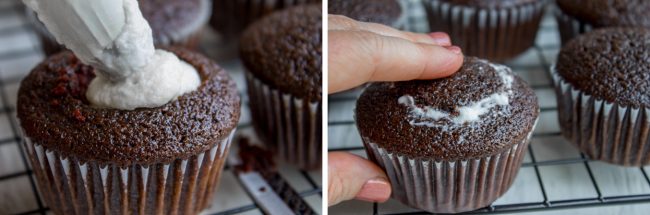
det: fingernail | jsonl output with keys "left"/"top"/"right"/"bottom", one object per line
{"left": 355, "top": 178, "right": 391, "bottom": 202}
{"left": 429, "top": 32, "right": 451, "bottom": 45}
{"left": 445, "top": 46, "right": 462, "bottom": 54}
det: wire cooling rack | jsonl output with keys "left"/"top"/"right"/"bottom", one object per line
{"left": 329, "top": 1, "right": 650, "bottom": 214}
{"left": 0, "top": 1, "right": 321, "bottom": 214}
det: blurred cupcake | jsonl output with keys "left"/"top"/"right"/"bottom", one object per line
{"left": 240, "top": 5, "right": 322, "bottom": 170}
{"left": 28, "top": 0, "right": 212, "bottom": 55}
{"left": 421, "top": 0, "right": 549, "bottom": 61}
{"left": 555, "top": 0, "right": 650, "bottom": 44}
{"left": 356, "top": 57, "right": 539, "bottom": 213}
{"left": 211, "top": 0, "right": 321, "bottom": 36}
{"left": 553, "top": 28, "right": 650, "bottom": 166}
{"left": 328, "top": 0, "right": 406, "bottom": 29}
{"left": 18, "top": 48, "right": 240, "bottom": 214}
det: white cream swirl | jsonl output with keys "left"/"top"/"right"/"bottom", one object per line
{"left": 398, "top": 62, "right": 514, "bottom": 127}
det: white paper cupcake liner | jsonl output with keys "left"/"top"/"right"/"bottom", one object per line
{"left": 551, "top": 66, "right": 650, "bottom": 166}
{"left": 362, "top": 124, "right": 535, "bottom": 213}
{"left": 23, "top": 130, "right": 235, "bottom": 215}
{"left": 421, "top": 0, "right": 548, "bottom": 61}
{"left": 245, "top": 72, "right": 322, "bottom": 170}
{"left": 554, "top": 6, "right": 594, "bottom": 45}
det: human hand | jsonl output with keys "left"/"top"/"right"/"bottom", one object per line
{"left": 327, "top": 15, "right": 464, "bottom": 206}
{"left": 328, "top": 15, "right": 464, "bottom": 93}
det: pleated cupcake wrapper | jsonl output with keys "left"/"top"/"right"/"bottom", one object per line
{"left": 245, "top": 72, "right": 322, "bottom": 170}
{"left": 421, "top": 0, "right": 548, "bottom": 61}
{"left": 26, "top": 0, "right": 211, "bottom": 56}
{"left": 362, "top": 124, "right": 535, "bottom": 213}
{"left": 551, "top": 67, "right": 650, "bottom": 166}
{"left": 23, "top": 130, "right": 235, "bottom": 215}
{"left": 553, "top": 7, "right": 593, "bottom": 45}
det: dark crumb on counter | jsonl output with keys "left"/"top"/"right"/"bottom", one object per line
{"left": 236, "top": 137, "right": 276, "bottom": 173}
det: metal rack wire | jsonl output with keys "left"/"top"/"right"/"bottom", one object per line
{"left": 0, "top": 1, "right": 321, "bottom": 214}
{"left": 328, "top": 1, "right": 650, "bottom": 214}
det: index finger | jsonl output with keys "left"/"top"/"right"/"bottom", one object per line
{"left": 328, "top": 30, "right": 464, "bottom": 94}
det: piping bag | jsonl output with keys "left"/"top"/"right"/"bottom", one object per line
{"left": 23, "top": 0, "right": 140, "bottom": 81}
{"left": 23, "top": 0, "right": 201, "bottom": 110}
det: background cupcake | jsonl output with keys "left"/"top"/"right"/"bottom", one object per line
{"left": 211, "top": 0, "right": 321, "bottom": 36}
{"left": 328, "top": 0, "right": 406, "bottom": 29}
{"left": 17, "top": 48, "right": 240, "bottom": 214}
{"left": 555, "top": 0, "right": 650, "bottom": 44}
{"left": 28, "top": 0, "right": 212, "bottom": 56}
{"left": 356, "top": 57, "right": 539, "bottom": 213}
{"left": 239, "top": 5, "right": 322, "bottom": 170}
{"left": 421, "top": 0, "right": 549, "bottom": 61}
{"left": 553, "top": 27, "right": 650, "bottom": 166}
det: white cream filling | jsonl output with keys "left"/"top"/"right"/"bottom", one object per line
{"left": 86, "top": 50, "right": 200, "bottom": 109}
{"left": 23, "top": 0, "right": 200, "bottom": 110}
{"left": 398, "top": 62, "right": 514, "bottom": 127}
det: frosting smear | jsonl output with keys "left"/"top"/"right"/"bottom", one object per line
{"left": 398, "top": 62, "right": 514, "bottom": 127}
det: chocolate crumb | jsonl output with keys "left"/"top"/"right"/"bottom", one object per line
{"left": 51, "top": 84, "right": 66, "bottom": 96}
{"left": 72, "top": 109, "right": 85, "bottom": 122}
{"left": 49, "top": 99, "right": 60, "bottom": 107}
{"left": 236, "top": 137, "right": 276, "bottom": 173}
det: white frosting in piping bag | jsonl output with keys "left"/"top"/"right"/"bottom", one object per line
{"left": 398, "top": 62, "right": 514, "bottom": 127}
{"left": 23, "top": 0, "right": 200, "bottom": 110}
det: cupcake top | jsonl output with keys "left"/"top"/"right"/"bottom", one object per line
{"left": 556, "top": 28, "right": 650, "bottom": 108}
{"left": 135, "top": 0, "right": 211, "bottom": 44}
{"left": 328, "top": 0, "right": 402, "bottom": 26}
{"left": 239, "top": 5, "right": 322, "bottom": 102}
{"left": 556, "top": 0, "right": 650, "bottom": 28}
{"left": 356, "top": 57, "right": 539, "bottom": 160}
{"left": 439, "top": 0, "right": 539, "bottom": 8}
{"left": 17, "top": 47, "right": 240, "bottom": 166}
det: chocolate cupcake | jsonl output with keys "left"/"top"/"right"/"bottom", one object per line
{"left": 356, "top": 57, "right": 539, "bottom": 213}
{"left": 17, "top": 47, "right": 240, "bottom": 215}
{"left": 553, "top": 28, "right": 650, "bottom": 166}
{"left": 328, "top": 0, "right": 406, "bottom": 29}
{"left": 28, "top": 0, "right": 212, "bottom": 56}
{"left": 555, "top": 0, "right": 650, "bottom": 44}
{"left": 211, "top": 0, "right": 321, "bottom": 36}
{"left": 421, "top": 0, "right": 549, "bottom": 61}
{"left": 240, "top": 5, "right": 322, "bottom": 170}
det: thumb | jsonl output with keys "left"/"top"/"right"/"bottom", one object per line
{"left": 328, "top": 152, "right": 391, "bottom": 206}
